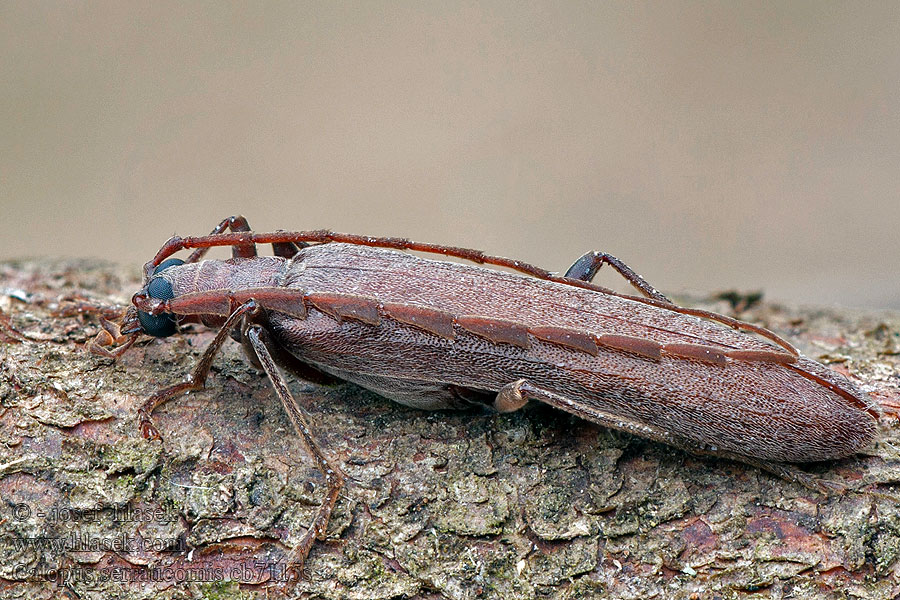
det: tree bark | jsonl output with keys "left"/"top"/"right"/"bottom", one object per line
{"left": 1, "top": 258, "right": 899, "bottom": 600}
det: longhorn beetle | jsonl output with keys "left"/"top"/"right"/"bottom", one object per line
{"left": 105, "top": 216, "right": 878, "bottom": 568}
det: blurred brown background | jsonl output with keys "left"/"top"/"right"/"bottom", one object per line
{"left": 1, "top": 2, "right": 898, "bottom": 308}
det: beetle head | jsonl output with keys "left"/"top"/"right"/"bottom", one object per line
{"left": 134, "top": 258, "right": 184, "bottom": 337}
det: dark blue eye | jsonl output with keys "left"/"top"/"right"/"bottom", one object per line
{"left": 147, "top": 276, "right": 175, "bottom": 301}
{"left": 153, "top": 258, "right": 185, "bottom": 275}
{"left": 138, "top": 258, "right": 185, "bottom": 337}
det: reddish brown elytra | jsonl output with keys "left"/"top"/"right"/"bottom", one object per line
{"left": 107, "top": 215, "right": 878, "bottom": 569}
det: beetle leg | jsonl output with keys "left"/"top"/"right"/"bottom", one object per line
{"left": 137, "top": 300, "right": 260, "bottom": 439}
{"left": 565, "top": 251, "right": 672, "bottom": 304}
{"left": 496, "top": 379, "right": 841, "bottom": 494}
{"left": 237, "top": 330, "right": 338, "bottom": 386}
{"left": 494, "top": 379, "right": 677, "bottom": 442}
{"left": 494, "top": 381, "right": 530, "bottom": 412}
{"left": 271, "top": 232, "right": 307, "bottom": 258}
{"left": 190, "top": 216, "right": 308, "bottom": 263}
{"left": 682, "top": 447, "right": 850, "bottom": 495}
{"left": 223, "top": 215, "right": 257, "bottom": 259}
{"left": 88, "top": 331, "right": 139, "bottom": 359}
{"left": 185, "top": 215, "right": 257, "bottom": 265}
{"left": 272, "top": 241, "right": 302, "bottom": 258}
{"left": 245, "top": 324, "right": 344, "bottom": 572}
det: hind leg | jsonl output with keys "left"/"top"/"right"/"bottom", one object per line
{"left": 245, "top": 325, "right": 344, "bottom": 572}
{"left": 495, "top": 379, "right": 842, "bottom": 494}
{"left": 565, "top": 251, "right": 672, "bottom": 304}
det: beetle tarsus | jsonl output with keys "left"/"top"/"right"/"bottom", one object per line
{"left": 88, "top": 331, "right": 138, "bottom": 359}
{"left": 139, "top": 416, "right": 161, "bottom": 440}
{"left": 565, "top": 250, "right": 673, "bottom": 304}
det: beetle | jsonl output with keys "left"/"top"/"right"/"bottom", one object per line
{"left": 108, "top": 215, "right": 878, "bottom": 567}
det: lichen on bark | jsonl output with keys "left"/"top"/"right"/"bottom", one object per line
{"left": 1, "top": 258, "right": 900, "bottom": 599}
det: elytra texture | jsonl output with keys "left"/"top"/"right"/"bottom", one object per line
{"left": 163, "top": 243, "right": 877, "bottom": 463}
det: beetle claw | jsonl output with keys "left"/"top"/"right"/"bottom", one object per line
{"left": 140, "top": 417, "right": 161, "bottom": 440}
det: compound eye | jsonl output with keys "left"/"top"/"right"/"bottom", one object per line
{"left": 153, "top": 258, "right": 185, "bottom": 275}
{"left": 137, "top": 258, "right": 185, "bottom": 337}
{"left": 146, "top": 276, "right": 175, "bottom": 301}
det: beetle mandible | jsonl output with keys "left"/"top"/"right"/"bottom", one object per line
{"left": 108, "top": 215, "right": 878, "bottom": 567}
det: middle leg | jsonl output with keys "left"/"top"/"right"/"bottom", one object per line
{"left": 245, "top": 325, "right": 344, "bottom": 570}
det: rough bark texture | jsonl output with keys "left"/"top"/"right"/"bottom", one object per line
{"left": 1, "top": 258, "right": 899, "bottom": 600}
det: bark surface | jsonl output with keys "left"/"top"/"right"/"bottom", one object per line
{"left": 1, "top": 258, "right": 899, "bottom": 600}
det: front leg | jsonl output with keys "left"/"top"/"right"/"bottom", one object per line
{"left": 187, "top": 215, "right": 308, "bottom": 262}
{"left": 137, "top": 300, "right": 259, "bottom": 438}
{"left": 186, "top": 215, "right": 257, "bottom": 263}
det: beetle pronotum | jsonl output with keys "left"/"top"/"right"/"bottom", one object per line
{"left": 107, "top": 216, "right": 878, "bottom": 568}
